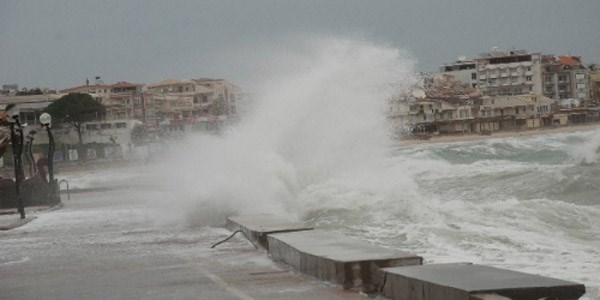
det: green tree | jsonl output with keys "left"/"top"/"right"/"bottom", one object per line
{"left": 44, "top": 93, "right": 106, "bottom": 145}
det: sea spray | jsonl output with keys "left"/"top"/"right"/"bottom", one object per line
{"left": 161, "top": 37, "right": 418, "bottom": 226}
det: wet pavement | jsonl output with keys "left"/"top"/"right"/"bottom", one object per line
{"left": 0, "top": 184, "right": 374, "bottom": 299}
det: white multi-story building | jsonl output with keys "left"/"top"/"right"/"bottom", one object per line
{"left": 439, "top": 59, "right": 478, "bottom": 88}
{"left": 541, "top": 55, "right": 589, "bottom": 102}
{"left": 475, "top": 49, "right": 543, "bottom": 97}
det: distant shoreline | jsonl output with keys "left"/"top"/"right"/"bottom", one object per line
{"left": 398, "top": 123, "right": 600, "bottom": 145}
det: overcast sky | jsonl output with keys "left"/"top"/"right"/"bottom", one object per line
{"left": 1, "top": 0, "right": 599, "bottom": 91}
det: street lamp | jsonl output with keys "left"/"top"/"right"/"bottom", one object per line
{"left": 6, "top": 104, "right": 25, "bottom": 219}
{"left": 39, "top": 113, "right": 55, "bottom": 185}
{"left": 25, "top": 130, "right": 37, "bottom": 176}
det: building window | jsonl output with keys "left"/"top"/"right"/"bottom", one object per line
{"left": 86, "top": 124, "right": 98, "bottom": 130}
{"left": 526, "top": 76, "right": 532, "bottom": 82}
{"left": 100, "top": 123, "right": 112, "bottom": 129}
{"left": 471, "top": 73, "right": 477, "bottom": 80}
{"left": 115, "top": 122, "right": 127, "bottom": 129}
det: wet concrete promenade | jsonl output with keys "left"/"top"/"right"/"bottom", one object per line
{"left": 0, "top": 187, "right": 374, "bottom": 299}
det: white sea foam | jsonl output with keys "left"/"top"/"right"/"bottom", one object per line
{"left": 568, "top": 130, "right": 600, "bottom": 163}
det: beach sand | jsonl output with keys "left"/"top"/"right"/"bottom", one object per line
{"left": 399, "top": 123, "right": 600, "bottom": 145}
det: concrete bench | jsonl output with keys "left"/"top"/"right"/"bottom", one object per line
{"left": 267, "top": 229, "right": 422, "bottom": 293}
{"left": 225, "top": 214, "right": 313, "bottom": 250}
{"left": 379, "top": 263, "right": 585, "bottom": 300}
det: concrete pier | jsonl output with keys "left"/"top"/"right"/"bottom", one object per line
{"left": 225, "top": 214, "right": 313, "bottom": 250}
{"left": 267, "top": 229, "right": 423, "bottom": 293}
{"left": 380, "top": 263, "right": 586, "bottom": 300}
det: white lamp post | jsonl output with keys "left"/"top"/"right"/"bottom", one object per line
{"left": 39, "top": 113, "right": 55, "bottom": 186}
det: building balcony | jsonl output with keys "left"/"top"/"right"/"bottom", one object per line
{"left": 525, "top": 71, "right": 533, "bottom": 76}
{"left": 511, "top": 72, "right": 521, "bottom": 77}
{"left": 479, "top": 75, "right": 487, "bottom": 80}
{"left": 501, "top": 73, "right": 509, "bottom": 78}
{"left": 489, "top": 74, "right": 498, "bottom": 79}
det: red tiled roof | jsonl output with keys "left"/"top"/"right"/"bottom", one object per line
{"left": 557, "top": 56, "right": 581, "bottom": 66}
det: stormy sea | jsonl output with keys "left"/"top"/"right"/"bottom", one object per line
{"left": 304, "top": 130, "right": 600, "bottom": 300}
{"left": 63, "top": 38, "right": 600, "bottom": 299}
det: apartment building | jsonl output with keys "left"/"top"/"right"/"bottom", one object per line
{"left": 145, "top": 78, "right": 239, "bottom": 133}
{"left": 478, "top": 94, "right": 554, "bottom": 130}
{"left": 147, "top": 78, "right": 212, "bottom": 126}
{"left": 59, "top": 81, "right": 148, "bottom": 122}
{"left": 475, "top": 49, "right": 543, "bottom": 97}
{"left": 541, "top": 55, "right": 589, "bottom": 102}
{"left": 587, "top": 68, "right": 600, "bottom": 106}
{"left": 439, "top": 59, "right": 478, "bottom": 88}
{"left": 104, "top": 82, "right": 146, "bottom": 121}
{"left": 392, "top": 97, "right": 477, "bottom": 134}
{"left": 192, "top": 78, "right": 239, "bottom": 115}
{"left": 392, "top": 93, "right": 558, "bottom": 135}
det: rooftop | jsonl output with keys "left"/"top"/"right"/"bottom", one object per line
{"left": 147, "top": 78, "right": 195, "bottom": 89}
{"left": 59, "top": 84, "right": 111, "bottom": 93}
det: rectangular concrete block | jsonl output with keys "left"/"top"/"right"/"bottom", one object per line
{"left": 380, "top": 263, "right": 586, "bottom": 300}
{"left": 267, "top": 229, "right": 423, "bottom": 293}
{"left": 226, "top": 214, "right": 313, "bottom": 250}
